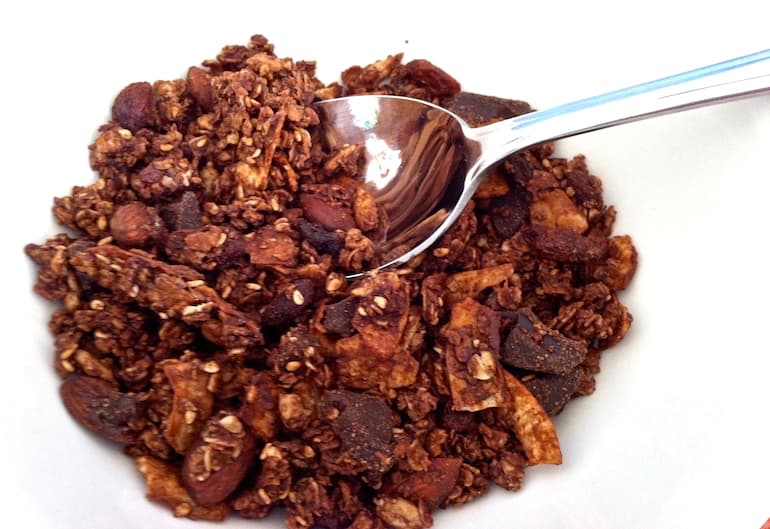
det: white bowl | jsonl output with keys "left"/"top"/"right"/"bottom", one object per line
{"left": 6, "top": 1, "right": 770, "bottom": 528}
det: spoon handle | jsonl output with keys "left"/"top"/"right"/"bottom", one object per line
{"left": 471, "top": 49, "right": 770, "bottom": 175}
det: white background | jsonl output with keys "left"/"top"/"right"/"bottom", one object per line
{"left": 2, "top": 1, "right": 769, "bottom": 528}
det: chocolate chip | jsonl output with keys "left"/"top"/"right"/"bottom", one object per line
{"left": 523, "top": 368, "right": 583, "bottom": 416}
{"left": 501, "top": 309, "right": 587, "bottom": 375}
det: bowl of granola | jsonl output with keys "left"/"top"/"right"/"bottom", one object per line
{"left": 8, "top": 2, "right": 770, "bottom": 529}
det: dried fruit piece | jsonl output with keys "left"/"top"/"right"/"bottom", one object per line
{"left": 59, "top": 374, "right": 143, "bottom": 444}
{"left": 496, "top": 370, "right": 562, "bottom": 465}
{"left": 502, "top": 308, "right": 587, "bottom": 375}
{"left": 440, "top": 298, "right": 507, "bottom": 412}
{"left": 112, "top": 81, "right": 156, "bottom": 132}
{"left": 136, "top": 455, "right": 229, "bottom": 520}
{"left": 182, "top": 411, "right": 257, "bottom": 506}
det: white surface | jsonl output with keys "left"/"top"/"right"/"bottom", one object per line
{"left": 2, "top": 1, "right": 770, "bottom": 528}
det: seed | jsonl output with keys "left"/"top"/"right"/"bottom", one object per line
{"left": 326, "top": 277, "right": 343, "bottom": 292}
{"left": 89, "top": 300, "right": 105, "bottom": 311}
{"left": 357, "top": 306, "right": 368, "bottom": 317}
{"left": 373, "top": 296, "right": 388, "bottom": 309}
{"left": 184, "top": 410, "right": 197, "bottom": 425}
{"left": 285, "top": 361, "right": 302, "bottom": 372}
{"left": 186, "top": 279, "right": 205, "bottom": 288}
{"left": 292, "top": 290, "right": 305, "bottom": 305}
{"left": 433, "top": 247, "right": 449, "bottom": 257}
{"left": 219, "top": 414, "right": 244, "bottom": 434}
{"left": 202, "top": 361, "right": 220, "bottom": 374}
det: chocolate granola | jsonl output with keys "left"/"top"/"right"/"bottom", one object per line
{"left": 25, "top": 34, "right": 637, "bottom": 528}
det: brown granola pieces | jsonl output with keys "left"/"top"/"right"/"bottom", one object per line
{"left": 440, "top": 298, "right": 507, "bottom": 412}
{"left": 26, "top": 33, "right": 639, "bottom": 528}
{"left": 69, "top": 244, "right": 263, "bottom": 348}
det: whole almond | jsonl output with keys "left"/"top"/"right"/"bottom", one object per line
{"left": 182, "top": 411, "right": 257, "bottom": 506}
{"left": 59, "top": 374, "right": 143, "bottom": 444}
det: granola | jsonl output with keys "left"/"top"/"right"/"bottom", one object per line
{"left": 25, "top": 34, "right": 637, "bottom": 529}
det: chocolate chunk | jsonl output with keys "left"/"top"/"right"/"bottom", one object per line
{"left": 160, "top": 191, "right": 203, "bottom": 231}
{"left": 444, "top": 91, "right": 532, "bottom": 128}
{"left": 502, "top": 309, "right": 587, "bottom": 375}
{"left": 298, "top": 220, "right": 343, "bottom": 255}
{"left": 320, "top": 297, "right": 357, "bottom": 336}
{"left": 322, "top": 390, "right": 393, "bottom": 465}
{"left": 260, "top": 279, "right": 316, "bottom": 328}
{"left": 523, "top": 368, "right": 583, "bottom": 416}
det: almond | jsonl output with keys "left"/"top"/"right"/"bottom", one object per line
{"left": 59, "top": 374, "right": 143, "bottom": 444}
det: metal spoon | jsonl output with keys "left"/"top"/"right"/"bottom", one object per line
{"left": 315, "top": 50, "right": 770, "bottom": 275}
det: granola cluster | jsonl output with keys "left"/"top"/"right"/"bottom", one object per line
{"left": 25, "top": 35, "right": 637, "bottom": 529}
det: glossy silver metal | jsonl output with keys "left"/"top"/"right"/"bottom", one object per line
{"left": 315, "top": 49, "right": 770, "bottom": 276}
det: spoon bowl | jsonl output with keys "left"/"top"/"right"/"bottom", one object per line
{"left": 315, "top": 49, "right": 770, "bottom": 275}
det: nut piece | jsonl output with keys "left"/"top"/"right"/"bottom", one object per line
{"left": 110, "top": 202, "right": 163, "bottom": 248}
{"left": 59, "top": 374, "right": 143, "bottom": 444}
{"left": 186, "top": 67, "right": 215, "bottom": 111}
{"left": 111, "top": 81, "right": 156, "bottom": 132}
{"left": 182, "top": 410, "right": 257, "bottom": 506}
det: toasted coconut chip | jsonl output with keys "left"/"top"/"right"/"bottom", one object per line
{"left": 496, "top": 370, "right": 562, "bottom": 465}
